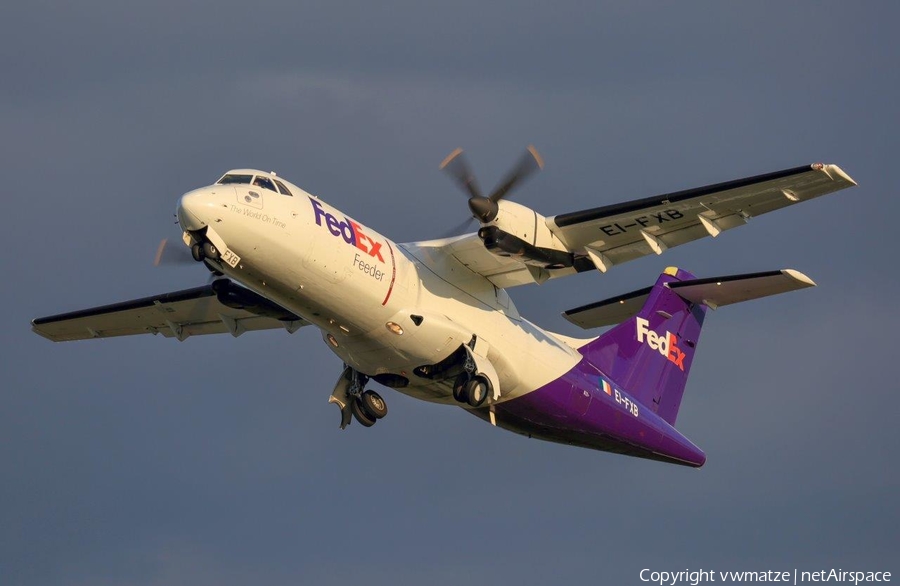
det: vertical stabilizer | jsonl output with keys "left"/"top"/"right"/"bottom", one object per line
{"left": 578, "top": 267, "right": 707, "bottom": 426}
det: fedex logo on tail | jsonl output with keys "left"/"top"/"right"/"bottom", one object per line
{"left": 310, "top": 198, "right": 385, "bottom": 262}
{"left": 635, "top": 317, "right": 686, "bottom": 371}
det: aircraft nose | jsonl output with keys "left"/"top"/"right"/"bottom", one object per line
{"left": 177, "top": 189, "right": 209, "bottom": 232}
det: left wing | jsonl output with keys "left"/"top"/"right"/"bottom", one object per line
{"left": 418, "top": 163, "right": 856, "bottom": 289}
{"left": 32, "top": 280, "right": 307, "bottom": 342}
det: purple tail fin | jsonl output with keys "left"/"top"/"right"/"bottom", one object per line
{"left": 578, "top": 268, "right": 707, "bottom": 426}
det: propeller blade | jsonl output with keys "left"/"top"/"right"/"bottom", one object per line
{"left": 154, "top": 238, "right": 194, "bottom": 266}
{"left": 488, "top": 144, "right": 544, "bottom": 203}
{"left": 439, "top": 217, "right": 477, "bottom": 239}
{"left": 439, "top": 147, "right": 483, "bottom": 200}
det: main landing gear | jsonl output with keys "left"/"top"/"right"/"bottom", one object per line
{"left": 450, "top": 348, "right": 492, "bottom": 408}
{"left": 452, "top": 373, "right": 491, "bottom": 408}
{"left": 350, "top": 389, "right": 388, "bottom": 427}
{"left": 414, "top": 342, "right": 497, "bottom": 408}
{"left": 329, "top": 367, "right": 388, "bottom": 429}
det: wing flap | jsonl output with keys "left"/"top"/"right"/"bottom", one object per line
{"left": 32, "top": 283, "right": 307, "bottom": 342}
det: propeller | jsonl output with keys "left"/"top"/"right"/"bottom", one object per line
{"left": 155, "top": 237, "right": 225, "bottom": 286}
{"left": 153, "top": 237, "right": 194, "bottom": 266}
{"left": 440, "top": 145, "right": 544, "bottom": 227}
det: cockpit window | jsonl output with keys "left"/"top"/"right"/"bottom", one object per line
{"left": 217, "top": 173, "right": 253, "bottom": 185}
{"left": 216, "top": 173, "right": 289, "bottom": 195}
{"left": 252, "top": 176, "right": 277, "bottom": 192}
{"left": 273, "top": 179, "right": 293, "bottom": 196}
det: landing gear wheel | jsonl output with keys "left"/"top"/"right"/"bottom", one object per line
{"left": 191, "top": 243, "right": 204, "bottom": 262}
{"left": 202, "top": 242, "right": 220, "bottom": 260}
{"left": 465, "top": 376, "right": 490, "bottom": 407}
{"left": 360, "top": 390, "right": 387, "bottom": 419}
{"left": 350, "top": 398, "right": 376, "bottom": 427}
{"left": 452, "top": 373, "right": 470, "bottom": 404}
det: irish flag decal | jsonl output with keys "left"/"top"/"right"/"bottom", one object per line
{"left": 601, "top": 379, "right": 613, "bottom": 396}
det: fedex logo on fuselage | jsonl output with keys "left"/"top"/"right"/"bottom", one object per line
{"left": 310, "top": 198, "right": 384, "bottom": 262}
{"left": 635, "top": 317, "right": 685, "bottom": 371}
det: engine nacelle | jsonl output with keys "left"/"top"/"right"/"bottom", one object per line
{"left": 479, "top": 200, "right": 573, "bottom": 269}
{"left": 213, "top": 279, "right": 302, "bottom": 321}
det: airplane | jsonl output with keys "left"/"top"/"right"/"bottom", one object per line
{"left": 31, "top": 148, "right": 857, "bottom": 467}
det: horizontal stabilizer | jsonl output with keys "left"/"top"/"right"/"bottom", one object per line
{"left": 667, "top": 269, "right": 815, "bottom": 309}
{"left": 562, "top": 286, "right": 653, "bottom": 329}
{"left": 563, "top": 268, "right": 815, "bottom": 329}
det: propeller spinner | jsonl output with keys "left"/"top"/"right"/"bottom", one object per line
{"left": 440, "top": 145, "right": 544, "bottom": 225}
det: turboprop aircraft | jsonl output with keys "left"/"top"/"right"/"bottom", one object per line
{"left": 31, "top": 148, "right": 857, "bottom": 466}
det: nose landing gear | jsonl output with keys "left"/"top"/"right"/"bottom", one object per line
{"left": 190, "top": 241, "right": 221, "bottom": 262}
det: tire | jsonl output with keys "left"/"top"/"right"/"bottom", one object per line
{"left": 191, "top": 243, "right": 204, "bottom": 262}
{"left": 202, "top": 241, "right": 219, "bottom": 260}
{"left": 360, "top": 390, "right": 387, "bottom": 419}
{"left": 465, "top": 376, "right": 490, "bottom": 408}
{"left": 351, "top": 398, "right": 376, "bottom": 427}
{"left": 452, "top": 373, "right": 470, "bottom": 404}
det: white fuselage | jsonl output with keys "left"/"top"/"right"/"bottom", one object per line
{"left": 178, "top": 174, "right": 584, "bottom": 407}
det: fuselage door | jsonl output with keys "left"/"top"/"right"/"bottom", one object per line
{"left": 569, "top": 384, "right": 592, "bottom": 417}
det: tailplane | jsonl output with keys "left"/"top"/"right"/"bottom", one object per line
{"left": 564, "top": 267, "right": 815, "bottom": 425}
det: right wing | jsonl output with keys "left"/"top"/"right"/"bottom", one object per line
{"left": 32, "top": 280, "right": 307, "bottom": 342}
{"left": 416, "top": 163, "right": 856, "bottom": 290}
{"left": 546, "top": 163, "right": 856, "bottom": 271}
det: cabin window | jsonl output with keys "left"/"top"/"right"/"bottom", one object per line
{"left": 217, "top": 173, "right": 253, "bottom": 185}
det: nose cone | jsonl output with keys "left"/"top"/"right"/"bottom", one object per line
{"left": 177, "top": 188, "right": 211, "bottom": 232}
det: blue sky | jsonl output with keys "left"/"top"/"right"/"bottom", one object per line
{"left": 1, "top": 3, "right": 897, "bottom": 584}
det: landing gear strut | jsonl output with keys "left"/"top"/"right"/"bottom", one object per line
{"left": 328, "top": 367, "right": 389, "bottom": 429}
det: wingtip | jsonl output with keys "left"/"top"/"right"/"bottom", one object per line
{"left": 781, "top": 269, "right": 817, "bottom": 288}
{"left": 830, "top": 164, "right": 858, "bottom": 187}
{"left": 813, "top": 163, "right": 858, "bottom": 187}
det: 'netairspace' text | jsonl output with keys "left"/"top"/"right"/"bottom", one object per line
{"left": 640, "top": 569, "right": 891, "bottom": 586}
